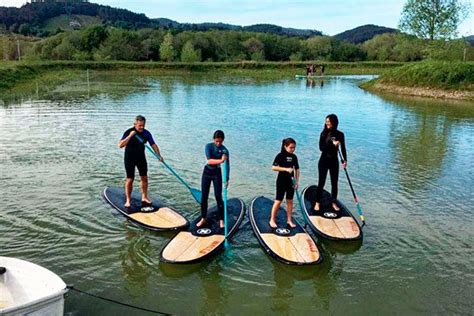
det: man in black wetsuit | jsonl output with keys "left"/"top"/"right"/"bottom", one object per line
{"left": 119, "top": 115, "right": 163, "bottom": 208}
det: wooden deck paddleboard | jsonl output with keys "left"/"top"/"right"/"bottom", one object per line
{"left": 302, "top": 185, "right": 362, "bottom": 241}
{"left": 160, "top": 198, "right": 245, "bottom": 264}
{"left": 103, "top": 187, "right": 189, "bottom": 231}
{"left": 249, "top": 196, "right": 322, "bottom": 265}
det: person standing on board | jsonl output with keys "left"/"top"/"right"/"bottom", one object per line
{"left": 314, "top": 114, "right": 347, "bottom": 211}
{"left": 197, "top": 130, "right": 230, "bottom": 229}
{"left": 119, "top": 115, "right": 163, "bottom": 208}
{"left": 269, "top": 138, "right": 300, "bottom": 229}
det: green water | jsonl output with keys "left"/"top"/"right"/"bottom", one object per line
{"left": 0, "top": 73, "right": 473, "bottom": 315}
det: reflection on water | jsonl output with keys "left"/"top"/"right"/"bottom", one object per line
{"left": 0, "top": 73, "right": 473, "bottom": 314}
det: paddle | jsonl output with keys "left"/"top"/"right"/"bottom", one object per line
{"left": 135, "top": 134, "right": 202, "bottom": 204}
{"left": 292, "top": 168, "right": 305, "bottom": 220}
{"left": 222, "top": 159, "right": 229, "bottom": 247}
{"left": 337, "top": 147, "right": 366, "bottom": 227}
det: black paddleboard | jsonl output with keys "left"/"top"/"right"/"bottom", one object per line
{"left": 302, "top": 185, "right": 362, "bottom": 240}
{"left": 103, "top": 186, "right": 189, "bottom": 231}
{"left": 249, "top": 196, "right": 322, "bottom": 265}
{"left": 160, "top": 198, "right": 245, "bottom": 264}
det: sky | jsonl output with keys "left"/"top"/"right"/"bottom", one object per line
{"left": 0, "top": 0, "right": 472, "bottom": 36}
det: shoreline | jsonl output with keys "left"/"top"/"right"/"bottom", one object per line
{"left": 361, "top": 82, "right": 474, "bottom": 101}
{"left": 0, "top": 61, "right": 401, "bottom": 92}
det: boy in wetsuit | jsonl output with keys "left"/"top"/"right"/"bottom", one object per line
{"left": 119, "top": 115, "right": 163, "bottom": 208}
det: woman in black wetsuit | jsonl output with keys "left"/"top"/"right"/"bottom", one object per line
{"left": 269, "top": 138, "right": 300, "bottom": 228}
{"left": 314, "top": 114, "right": 347, "bottom": 211}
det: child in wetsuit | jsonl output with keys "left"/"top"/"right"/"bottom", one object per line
{"left": 269, "top": 138, "right": 300, "bottom": 228}
{"left": 197, "top": 130, "right": 229, "bottom": 229}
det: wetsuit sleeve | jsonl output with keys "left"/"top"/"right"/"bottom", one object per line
{"left": 273, "top": 153, "right": 282, "bottom": 166}
{"left": 319, "top": 132, "right": 330, "bottom": 152}
{"left": 340, "top": 132, "right": 347, "bottom": 162}
{"left": 294, "top": 155, "right": 300, "bottom": 170}
{"left": 205, "top": 143, "right": 212, "bottom": 159}
{"left": 121, "top": 129, "right": 131, "bottom": 140}
{"left": 143, "top": 130, "right": 156, "bottom": 146}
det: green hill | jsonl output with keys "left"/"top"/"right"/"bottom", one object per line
{"left": 42, "top": 14, "right": 102, "bottom": 32}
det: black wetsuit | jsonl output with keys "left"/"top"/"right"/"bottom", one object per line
{"left": 316, "top": 130, "right": 347, "bottom": 203}
{"left": 121, "top": 128, "right": 156, "bottom": 179}
{"left": 273, "top": 151, "right": 299, "bottom": 201}
{"left": 201, "top": 143, "right": 230, "bottom": 221}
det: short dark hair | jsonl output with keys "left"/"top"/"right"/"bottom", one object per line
{"left": 213, "top": 130, "right": 225, "bottom": 140}
{"left": 135, "top": 115, "right": 146, "bottom": 123}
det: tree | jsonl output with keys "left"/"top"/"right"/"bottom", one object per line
{"left": 399, "top": 0, "right": 471, "bottom": 40}
{"left": 180, "top": 40, "right": 201, "bottom": 62}
{"left": 159, "top": 32, "right": 175, "bottom": 62}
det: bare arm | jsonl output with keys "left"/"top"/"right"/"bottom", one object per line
{"left": 207, "top": 154, "right": 226, "bottom": 166}
{"left": 272, "top": 166, "right": 293, "bottom": 173}
{"left": 119, "top": 130, "right": 136, "bottom": 148}
{"left": 151, "top": 143, "right": 163, "bottom": 161}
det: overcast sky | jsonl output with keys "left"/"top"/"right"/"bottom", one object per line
{"left": 0, "top": 0, "right": 472, "bottom": 36}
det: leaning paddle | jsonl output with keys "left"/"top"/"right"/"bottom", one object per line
{"left": 337, "top": 148, "right": 366, "bottom": 226}
{"left": 291, "top": 168, "right": 305, "bottom": 215}
{"left": 135, "top": 134, "right": 202, "bottom": 203}
{"left": 222, "top": 159, "right": 229, "bottom": 247}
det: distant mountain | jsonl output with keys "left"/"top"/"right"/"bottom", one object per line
{"left": 465, "top": 35, "right": 474, "bottom": 46}
{"left": 334, "top": 24, "right": 398, "bottom": 44}
{"left": 152, "top": 19, "right": 322, "bottom": 37}
{"left": 0, "top": 1, "right": 152, "bottom": 35}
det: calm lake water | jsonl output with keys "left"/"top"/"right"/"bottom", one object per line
{"left": 0, "top": 73, "right": 473, "bottom": 315}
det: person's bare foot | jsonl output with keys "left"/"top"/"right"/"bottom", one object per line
{"left": 313, "top": 202, "right": 320, "bottom": 211}
{"left": 124, "top": 201, "right": 131, "bottom": 208}
{"left": 219, "top": 220, "right": 224, "bottom": 229}
{"left": 269, "top": 220, "right": 277, "bottom": 228}
{"left": 142, "top": 197, "right": 152, "bottom": 204}
{"left": 196, "top": 218, "right": 206, "bottom": 227}
{"left": 332, "top": 202, "right": 340, "bottom": 211}
{"left": 287, "top": 221, "right": 296, "bottom": 228}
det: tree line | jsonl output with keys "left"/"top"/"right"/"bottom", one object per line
{"left": 1, "top": 26, "right": 471, "bottom": 63}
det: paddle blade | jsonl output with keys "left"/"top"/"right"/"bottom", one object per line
{"left": 190, "top": 188, "right": 202, "bottom": 204}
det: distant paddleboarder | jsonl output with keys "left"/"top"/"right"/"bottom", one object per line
{"left": 119, "top": 115, "right": 163, "bottom": 208}
{"left": 314, "top": 114, "right": 347, "bottom": 212}
{"left": 269, "top": 138, "right": 300, "bottom": 229}
{"left": 197, "top": 130, "right": 229, "bottom": 229}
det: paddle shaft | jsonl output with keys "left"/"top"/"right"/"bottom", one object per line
{"left": 222, "top": 160, "right": 229, "bottom": 243}
{"left": 134, "top": 134, "right": 202, "bottom": 203}
{"left": 337, "top": 147, "right": 366, "bottom": 226}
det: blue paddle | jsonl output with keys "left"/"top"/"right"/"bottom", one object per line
{"left": 135, "top": 134, "right": 202, "bottom": 204}
{"left": 292, "top": 168, "right": 305, "bottom": 217}
{"left": 222, "top": 159, "right": 229, "bottom": 247}
{"left": 337, "top": 147, "right": 366, "bottom": 227}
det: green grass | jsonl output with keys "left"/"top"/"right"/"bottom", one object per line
{"left": 362, "top": 61, "right": 474, "bottom": 91}
{"left": 42, "top": 14, "right": 102, "bottom": 33}
{"left": 0, "top": 60, "right": 403, "bottom": 92}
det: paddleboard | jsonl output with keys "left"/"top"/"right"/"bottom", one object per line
{"left": 302, "top": 185, "right": 362, "bottom": 240}
{"left": 160, "top": 198, "right": 245, "bottom": 264}
{"left": 103, "top": 186, "right": 189, "bottom": 231}
{"left": 295, "top": 74, "right": 324, "bottom": 79}
{"left": 249, "top": 196, "right": 322, "bottom": 265}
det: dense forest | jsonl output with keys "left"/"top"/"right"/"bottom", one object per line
{"left": 0, "top": 2, "right": 322, "bottom": 38}
{"left": 0, "top": 2, "right": 472, "bottom": 63}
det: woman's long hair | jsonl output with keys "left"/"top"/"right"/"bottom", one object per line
{"left": 281, "top": 137, "right": 296, "bottom": 153}
{"left": 321, "top": 114, "right": 339, "bottom": 139}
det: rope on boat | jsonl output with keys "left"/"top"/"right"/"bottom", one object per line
{"left": 66, "top": 285, "right": 171, "bottom": 315}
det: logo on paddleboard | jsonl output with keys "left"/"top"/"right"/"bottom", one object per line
{"left": 140, "top": 206, "right": 155, "bottom": 212}
{"left": 275, "top": 228, "right": 291, "bottom": 236}
{"left": 323, "top": 212, "right": 338, "bottom": 218}
{"left": 196, "top": 228, "right": 212, "bottom": 236}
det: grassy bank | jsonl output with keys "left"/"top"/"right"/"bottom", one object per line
{"left": 361, "top": 61, "right": 474, "bottom": 100}
{"left": 0, "top": 60, "right": 402, "bottom": 92}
